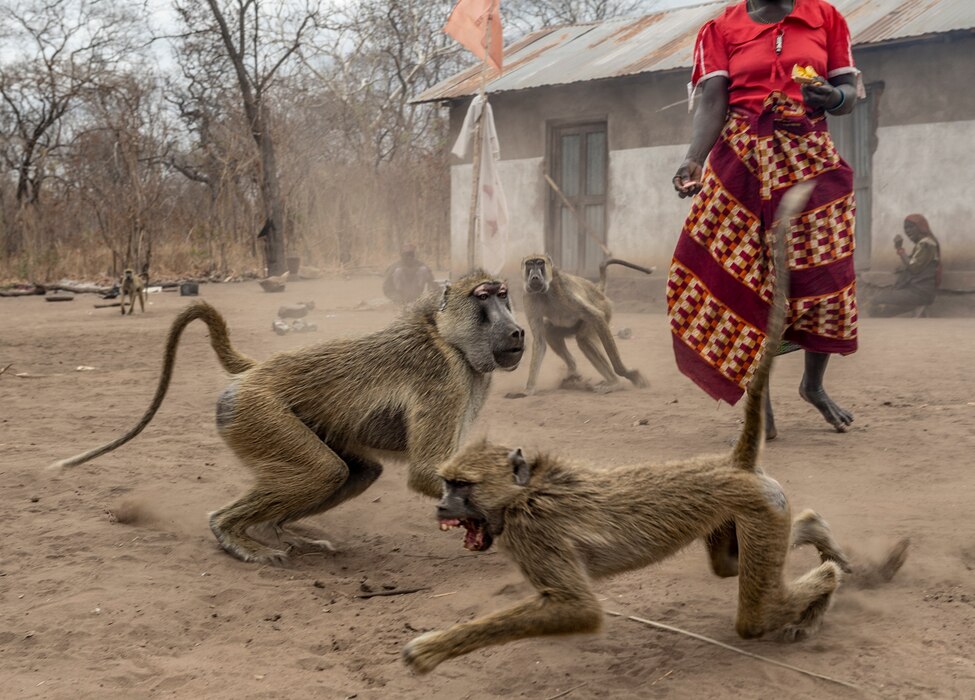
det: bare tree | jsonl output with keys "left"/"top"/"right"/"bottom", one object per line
{"left": 304, "top": 0, "right": 461, "bottom": 167}
{"left": 0, "top": 0, "right": 138, "bottom": 255}
{"left": 169, "top": 0, "right": 323, "bottom": 276}
{"left": 69, "top": 73, "right": 174, "bottom": 277}
{"left": 506, "top": 0, "right": 662, "bottom": 34}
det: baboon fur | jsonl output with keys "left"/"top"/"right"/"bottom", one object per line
{"left": 403, "top": 185, "right": 909, "bottom": 674}
{"left": 50, "top": 271, "right": 525, "bottom": 565}
{"left": 120, "top": 268, "right": 146, "bottom": 315}
{"left": 507, "top": 255, "right": 652, "bottom": 397}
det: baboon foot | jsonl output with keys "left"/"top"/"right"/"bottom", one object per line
{"left": 251, "top": 522, "right": 338, "bottom": 554}
{"left": 402, "top": 630, "right": 449, "bottom": 675}
{"left": 626, "top": 370, "right": 649, "bottom": 389}
{"left": 273, "top": 525, "right": 338, "bottom": 554}
{"left": 850, "top": 538, "right": 910, "bottom": 589}
{"left": 210, "top": 515, "right": 290, "bottom": 565}
{"left": 791, "top": 510, "right": 852, "bottom": 573}
{"left": 799, "top": 385, "right": 853, "bottom": 432}
{"left": 781, "top": 561, "right": 842, "bottom": 642}
{"left": 559, "top": 374, "right": 594, "bottom": 392}
{"left": 592, "top": 380, "right": 623, "bottom": 394}
{"left": 504, "top": 391, "right": 529, "bottom": 400}
{"left": 737, "top": 561, "right": 840, "bottom": 641}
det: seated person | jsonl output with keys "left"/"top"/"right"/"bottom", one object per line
{"left": 383, "top": 244, "right": 437, "bottom": 303}
{"left": 869, "top": 214, "right": 941, "bottom": 317}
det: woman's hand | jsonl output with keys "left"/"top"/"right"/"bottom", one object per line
{"left": 673, "top": 159, "right": 704, "bottom": 198}
{"left": 801, "top": 80, "right": 842, "bottom": 111}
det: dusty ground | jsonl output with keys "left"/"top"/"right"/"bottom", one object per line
{"left": 1, "top": 275, "right": 973, "bottom": 699}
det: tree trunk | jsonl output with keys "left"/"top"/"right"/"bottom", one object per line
{"left": 204, "top": 0, "right": 289, "bottom": 276}
{"left": 258, "top": 112, "right": 287, "bottom": 276}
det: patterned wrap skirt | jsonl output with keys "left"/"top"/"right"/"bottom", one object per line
{"left": 668, "top": 93, "right": 858, "bottom": 405}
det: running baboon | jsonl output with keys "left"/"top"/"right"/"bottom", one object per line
{"left": 505, "top": 255, "right": 652, "bottom": 398}
{"left": 50, "top": 271, "right": 525, "bottom": 565}
{"left": 403, "top": 185, "right": 909, "bottom": 674}
{"left": 120, "top": 268, "right": 146, "bottom": 315}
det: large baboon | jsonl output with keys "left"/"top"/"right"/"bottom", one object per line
{"left": 50, "top": 271, "right": 524, "bottom": 565}
{"left": 403, "top": 185, "right": 908, "bottom": 674}
{"left": 505, "top": 255, "right": 652, "bottom": 398}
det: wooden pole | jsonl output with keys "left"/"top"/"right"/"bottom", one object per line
{"left": 465, "top": 5, "right": 495, "bottom": 271}
{"left": 543, "top": 173, "right": 612, "bottom": 258}
{"left": 466, "top": 109, "right": 483, "bottom": 271}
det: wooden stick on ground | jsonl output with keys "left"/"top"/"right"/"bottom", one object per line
{"left": 605, "top": 611, "right": 859, "bottom": 691}
{"left": 544, "top": 682, "right": 587, "bottom": 700}
{"left": 355, "top": 586, "right": 429, "bottom": 599}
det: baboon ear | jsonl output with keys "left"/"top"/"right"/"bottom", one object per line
{"left": 439, "top": 283, "right": 451, "bottom": 312}
{"left": 508, "top": 448, "right": 532, "bottom": 486}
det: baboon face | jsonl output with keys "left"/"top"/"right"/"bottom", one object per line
{"left": 123, "top": 269, "right": 134, "bottom": 282}
{"left": 437, "top": 275, "right": 524, "bottom": 374}
{"left": 522, "top": 256, "right": 551, "bottom": 294}
{"left": 436, "top": 443, "right": 532, "bottom": 551}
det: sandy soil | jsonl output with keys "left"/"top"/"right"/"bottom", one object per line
{"left": 1, "top": 275, "right": 973, "bottom": 699}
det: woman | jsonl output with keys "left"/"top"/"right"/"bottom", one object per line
{"left": 869, "top": 214, "right": 941, "bottom": 317}
{"left": 670, "top": 0, "right": 860, "bottom": 438}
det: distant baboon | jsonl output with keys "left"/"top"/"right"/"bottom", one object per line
{"left": 403, "top": 185, "right": 909, "bottom": 674}
{"left": 50, "top": 271, "right": 525, "bottom": 565}
{"left": 120, "top": 268, "right": 146, "bottom": 315}
{"left": 505, "top": 255, "right": 652, "bottom": 398}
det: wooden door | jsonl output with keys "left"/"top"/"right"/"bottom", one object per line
{"left": 547, "top": 122, "right": 608, "bottom": 277}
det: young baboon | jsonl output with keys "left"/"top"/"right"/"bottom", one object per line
{"left": 50, "top": 271, "right": 525, "bottom": 565}
{"left": 120, "top": 268, "right": 146, "bottom": 315}
{"left": 403, "top": 185, "right": 909, "bottom": 674}
{"left": 505, "top": 255, "right": 652, "bottom": 398}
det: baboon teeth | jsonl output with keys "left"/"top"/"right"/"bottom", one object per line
{"left": 439, "top": 519, "right": 462, "bottom": 531}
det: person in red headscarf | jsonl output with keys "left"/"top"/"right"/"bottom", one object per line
{"left": 868, "top": 214, "right": 942, "bottom": 317}
{"left": 669, "top": 0, "right": 861, "bottom": 438}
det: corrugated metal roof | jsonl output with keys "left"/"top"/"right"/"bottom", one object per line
{"left": 413, "top": 0, "right": 975, "bottom": 103}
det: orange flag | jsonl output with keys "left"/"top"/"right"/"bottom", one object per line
{"left": 444, "top": 0, "right": 503, "bottom": 74}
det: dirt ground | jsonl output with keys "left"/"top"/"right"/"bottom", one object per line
{"left": 1, "top": 275, "right": 973, "bottom": 699}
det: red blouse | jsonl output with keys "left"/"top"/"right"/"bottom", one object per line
{"left": 690, "top": 0, "right": 857, "bottom": 114}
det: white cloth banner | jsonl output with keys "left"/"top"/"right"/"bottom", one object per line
{"left": 451, "top": 94, "right": 509, "bottom": 276}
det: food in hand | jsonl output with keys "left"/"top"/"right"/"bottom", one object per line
{"left": 792, "top": 64, "right": 824, "bottom": 86}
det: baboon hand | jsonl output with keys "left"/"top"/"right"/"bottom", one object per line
{"left": 504, "top": 391, "right": 530, "bottom": 400}
{"left": 402, "top": 630, "right": 449, "bottom": 674}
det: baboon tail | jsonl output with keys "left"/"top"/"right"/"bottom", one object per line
{"left": 732, "top": 183, "right": 814, "bottom": 471}
{"left": 48, "top": 302, "right": 254, "bottom": 471}
{"left": 597, "top": 258, "right": 654, "bottom": 292}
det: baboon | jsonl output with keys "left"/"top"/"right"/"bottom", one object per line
{"left": 50, "top": 271, "right": 525, "bottom": 565}
{"left": 403, "top": 185, "right": 909, "bottom": 674}
{"left": 120, "top": 268, "right": 146, "bottom": 315}
{"left": 505, "top": 255, "right": 652, "bottom": 398}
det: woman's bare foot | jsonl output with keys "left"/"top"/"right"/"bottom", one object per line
{"left": 799, "top": 384, "right": 853, "bottom": 432}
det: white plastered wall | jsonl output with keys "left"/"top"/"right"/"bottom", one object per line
{"left": 451, "top": 148, "right": 695, "bottom": 275}
{"left": 450, "top": 157, "right": 546, "bottom": 278}
{"left": 606, "top": 145, "right": 695, "bottom": 268}
{"left": 451, "top": 121, "right": 975, "bottom": 277}
{"left": 871, "top": 120, "right": 975, "bottom": 271}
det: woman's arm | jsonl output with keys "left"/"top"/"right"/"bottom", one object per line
{"left": 673, "top": 76, "right": 729, "bottom": 198}
{"left": 801, "top": 73, "right": 858, "bottom": 116}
